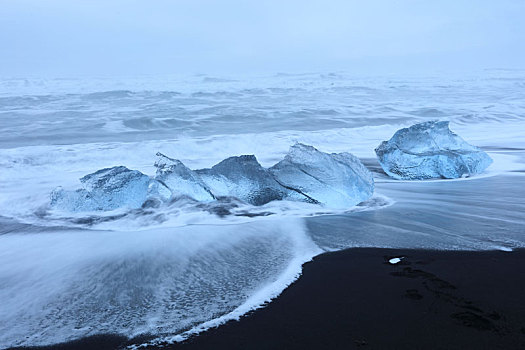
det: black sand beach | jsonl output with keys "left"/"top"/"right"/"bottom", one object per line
{"left": 13, "top": 248, "right": 525, "bottom": 350}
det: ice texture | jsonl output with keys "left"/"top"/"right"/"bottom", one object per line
{"left": 196, "top": 155, "right": 286, "bottom": 206}
{"left": 375, "top": 121, "right": 493, "bottom": 180}
{"left": 51, "top": 166, "right": 168, "bottom": 211}
{"left": 154, "top": 152, "right": 215, "bottom": 201}
{"left": 269, "top": 144, "right": 374, "bottom": 209}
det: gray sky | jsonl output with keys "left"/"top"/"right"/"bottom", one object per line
{"left": 1, "top": 0, "right": 524, "bottom": 77}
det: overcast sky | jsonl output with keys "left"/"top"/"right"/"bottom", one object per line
{"left": 1, "top": 0, "right": 524, "bottom": 77}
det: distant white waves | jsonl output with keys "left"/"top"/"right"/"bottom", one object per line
{"left": 1, "top": 72, "right": 524, "bottom": 148}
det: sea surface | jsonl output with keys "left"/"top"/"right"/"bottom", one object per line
{"left": 0, "top": 71, "right": 524, "bottom": 349}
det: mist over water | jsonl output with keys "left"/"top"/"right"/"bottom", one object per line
{"left": 1, "top": 1, "right": 524, "bottom": 77}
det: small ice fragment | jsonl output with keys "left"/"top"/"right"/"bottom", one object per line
{"left": 497, "top": 246, "right": 513, "bottom": 252}
{"left": 388, "top": 257, "right": 404, "bottom": 265}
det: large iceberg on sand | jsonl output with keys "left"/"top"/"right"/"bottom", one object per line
{"left": 375, "top": 121, "right": 493, "bottom": 180}
{"left": 51, "top": 166, "right": 169, "bottom": 211}
{"left": 270, "top": 144, "right": 374, "bottom": 209}
{"left": 50, "top": 144, "right": 375, "bottom": 211}
{"left": 196, "top": 155, "right": 286, "bottom": 206}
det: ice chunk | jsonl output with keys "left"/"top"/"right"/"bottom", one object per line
{"left": 51, "top": 166, "right": 167, "bottom": 211}
{"left": 269, "top": 144, "right": 374, "bottom": 209}
{"left": 197, "top": 155, "right": 286, "bottom": 206}
{"left": 50, "top": 187, "right": 95, "bottom": 212}
{"left": 154, "top": 152, "right": 215, "bottom": 201}
{"left": 375, "top": 121, "right": 493, "bottom": 180}
{"left": 388, "top": 257, "right": 404, "bottom": 265}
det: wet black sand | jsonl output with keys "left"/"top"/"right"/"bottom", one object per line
{"left": 12, "top": 248, "right": 525, "bottom": 350}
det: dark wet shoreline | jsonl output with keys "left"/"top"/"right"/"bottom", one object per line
{"left": 11, "top": 247, "right": 525, "bottom": 350}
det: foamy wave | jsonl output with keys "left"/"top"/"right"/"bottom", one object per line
{"left": 0, "top": 218, "right": 320, "bottom": 349}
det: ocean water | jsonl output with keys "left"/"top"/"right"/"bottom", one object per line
{"left": 1, "top": 71, "right": 524, "bottom": 348}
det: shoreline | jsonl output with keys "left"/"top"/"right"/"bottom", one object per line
{"left": 11, "top": 247, "right": 525, "bottom": 350}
